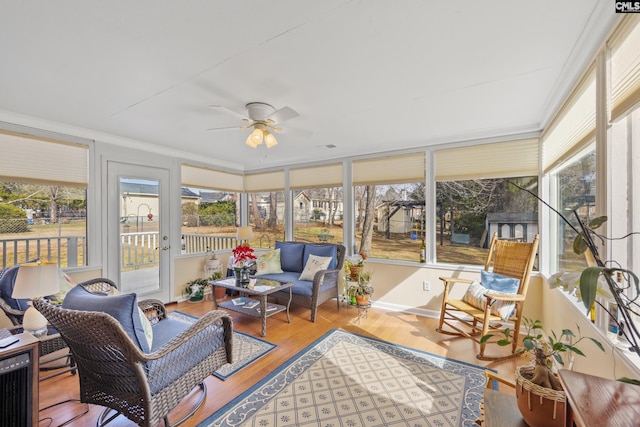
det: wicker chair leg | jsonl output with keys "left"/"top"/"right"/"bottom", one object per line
{"left": 96, "top": 383, "right": 207, "bottom": 427}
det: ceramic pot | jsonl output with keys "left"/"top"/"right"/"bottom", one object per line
{"left": 515, "top": 365, "right": 566, "bottom": 427}
{"left": 355, "top": 295, "right": 370, "bottom": 306}
{"left": 349, "top": 266, "right": 363, "bottom": 281}
{"left": 214, "top": 286, "right": 227, "bottom": 300}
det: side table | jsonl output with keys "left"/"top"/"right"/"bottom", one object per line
{"left": 9, "top": 325, "right": 75, "bottom": 380}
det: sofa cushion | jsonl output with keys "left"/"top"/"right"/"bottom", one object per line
{"left": 62, "top": 285, "right": 151, "bottom": 353}
{"left": 257, "top": 271, "right": 336, "bottom": 297}
{"left": 303, "top": 244, "right": 337, "bottom": 270}
{"left": 299, "top": 254, "right": 332, "bottom": 281}
{"left": 275, "top": 241, "right": 306, "bottom": 272}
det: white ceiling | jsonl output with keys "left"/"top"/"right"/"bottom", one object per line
{"left": 0, "top": 1, "right": 617, "bottom": 172}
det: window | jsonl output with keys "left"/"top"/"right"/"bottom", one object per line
{"left": 0, "top": 131, "right": 89, "bottom": 268}
{"left": 248, "top": 191, "right": 285, "bottom": 248}
{"left": 435, "top": 177, "right": 538, "bottom": 265}
{"left": 180, "top": 165, "right": 242, "bottom": 254}
{"left": 548, "top": 146, "right": 595, "bottom": 273}
{"left": 290, "top": 164, "right": 343, "bottom": 244}
{"left": 435, "top": 138, "right": 539, "bottom": 265}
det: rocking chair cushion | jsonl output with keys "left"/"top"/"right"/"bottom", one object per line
{"left": 481, "top": 270, "right": 520, "bottom": 293}
{"left": 462, "top": 281, "right": 516, "bottom": 321}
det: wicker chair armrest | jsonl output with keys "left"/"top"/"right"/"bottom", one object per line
{"left": 142, "top": 310, "right": 233, "bottom": 361}
{"left": 485, "top": 292, "right": 525, "bottom": 302}
{"left": 137, "top": 299, "right": 168, "bottom": 323}
{"left": 312, "top": 268, "right": 339, "bottom": 293}
{"left": 0, "top": 298, "right": 25, "bottom": 326}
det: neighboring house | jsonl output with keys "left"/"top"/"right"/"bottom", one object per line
{"left": 376, "top": 200, "right": 425, "bottom": 235}
{"left": 293, "top": 192, "right": 312, "bottom": 223}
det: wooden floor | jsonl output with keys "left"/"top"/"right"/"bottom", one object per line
{"left": 38, "top": 297, "right": 520, "bottom": 427}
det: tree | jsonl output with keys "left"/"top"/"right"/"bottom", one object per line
{"left": 250, "top": 194, "right": 263, "bottom": 229}
{"left": 359, "top": 185, "right": 376, "bottom": 256}
{"left": 267, "top": 192, "right": 278, "bottom": 228}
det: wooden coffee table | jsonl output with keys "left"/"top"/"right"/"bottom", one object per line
{"left": 209, "top": 277, "right": 294, "bottom": 336}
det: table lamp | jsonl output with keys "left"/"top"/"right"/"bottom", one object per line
{"left": 12, "top": 261, "right": 59, "bottom": 337}
{"left": 237, "top": 226, "right": 254, "bottom": 245}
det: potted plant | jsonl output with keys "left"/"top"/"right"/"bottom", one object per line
{"left": 184, "top": 278, "right": 208, "bottom": 303}
{"left": 482, "top": 317, "right": 604, "bottom": 427}
{"left": 232, "top": 243, "right": 256, "bottom": 286}
{"left": 345, "top": 253, "right": 367, "bottom": 281}
{"left": 347, "top": 271, "right": 374, "bottom": 306}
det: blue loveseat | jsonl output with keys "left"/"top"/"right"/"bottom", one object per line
{"left": 256, "top": 241, "right": 345, "bottom": 322}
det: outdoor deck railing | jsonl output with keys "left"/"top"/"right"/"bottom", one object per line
{"left": 1, "top": 232, "right": 238, "bottom": 269}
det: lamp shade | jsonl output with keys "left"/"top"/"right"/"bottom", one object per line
{"left": 236, "top": 226, "right": 254, "bottom": 242}
{"left": 12, "top": 262, "right": 60, "bottom": 298}
{"left": 264, "top": 131, "right": 278, "bottom": 148}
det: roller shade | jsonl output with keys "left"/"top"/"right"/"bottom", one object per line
{"left": 0, "top": 132, "right": 88, "bottom": 186}
{"left": 353, "top": 153, "right": 425, "bottom": 185}
{"left": 610, "top": 15, "right": 640, "bottom": 121}
{"left": 181, "top": 164, "right": 243, "bottom": 192}
{"left": 435, "top": 138, "right": 539, "bottom": 181}
{"left": 542, "top": 66, "right": 596, "bottom": 173}
{"left": 290, "top": 163, "right": 343, "bottom": 189}
{"left": 244, "top": 170, "right": 285, "bottom": 192}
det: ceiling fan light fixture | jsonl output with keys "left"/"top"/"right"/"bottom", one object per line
{"left": 249, "top": 128, "right": 264, "bottom": 145}
{"left": 245, "top": 134, "right": 258, "bottom": 148}
{"left": 264, "top": 131, "right": 278, "bottom": 148}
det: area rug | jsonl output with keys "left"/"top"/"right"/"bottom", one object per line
{"left": 198, "top": 328, "right": 490, "bottom": 427}
{"left": 168, "top": 311, "right": 276, "bottom": 380}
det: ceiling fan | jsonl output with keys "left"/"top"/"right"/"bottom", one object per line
{"left": 208, "top": 102, "right": 301, "bottom": 148}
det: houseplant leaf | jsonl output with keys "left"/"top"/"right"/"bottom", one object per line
{"left": 579, "top": 267, "right": 603, "bottom": 313}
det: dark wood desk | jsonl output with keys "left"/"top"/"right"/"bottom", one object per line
{"left": 559, "top": 369, "right": 640, "bottom": 427}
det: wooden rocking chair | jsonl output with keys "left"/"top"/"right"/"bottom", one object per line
{"left": 437, "top": 233, "right": 539, "bottom": 360}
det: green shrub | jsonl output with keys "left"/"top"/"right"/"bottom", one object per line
{"left": 0, "top": 204, "right": 28, "bottom": 233}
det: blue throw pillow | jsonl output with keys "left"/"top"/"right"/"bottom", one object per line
{"left": 0, "top": 265, "right": 31, "bottom": 311}
{"left": 303, "top": 244, "right": 337, "bottom": 270}
{"left": 481, "top": 270, "right": 520, "bottom": 293}
{"left": 62, "top": 285, "right": 150, "bottom": 353}
{"left": 275, "top": 241, "right": 306, "bottom": 272}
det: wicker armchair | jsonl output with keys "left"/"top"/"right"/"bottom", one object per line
{"left": 34, "top": 296, "right": 233, "bottom": 427}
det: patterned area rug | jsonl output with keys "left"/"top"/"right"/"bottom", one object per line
{"left": 198, "top": 328, "right": 489, "bottom": 427}
{"left": 169, "top": 311, "right": 276, "bottom": 380}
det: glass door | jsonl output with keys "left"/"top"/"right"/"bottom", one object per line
{"left": 107, "top": 162, "right": 171, "bottom": 302}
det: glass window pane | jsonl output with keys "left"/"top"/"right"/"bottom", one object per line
{"left": 293, "top": 187, "right": 343, "bottom": 244}
{"left": 248, "top": 191, "right": 285, "bottom": 248}
{"left": 180, "top": 187, "right": 239, "bottom": 254}
{"left": 435, "top": 177, "right": 538, "bottom": 265}
{"left": 354, "top": 183, "right": 425, "bottom": 262}
{"left": 0, "top": 182, "right": 87, "bottom": 268}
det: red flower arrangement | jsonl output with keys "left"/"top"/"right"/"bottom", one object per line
{"left": 232, "top": 244, "right": 256, "bottom": 268}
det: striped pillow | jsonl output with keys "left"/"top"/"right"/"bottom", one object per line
{"left": 462, "top": 281, "right": 516, "bottom": 321}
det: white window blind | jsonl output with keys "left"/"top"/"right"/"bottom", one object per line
{"left": 244, "top": 170, "right": 285, "bottom": 192}
{"left": 353, "top": 153, "right": 425, "bottom": 185}
{"left": 610, "top": 15, "right": 640, "bottom": 122}
{"left": 290, "top": 163, "right": 343, "bottom": 189}
{"left": 435, "top": 138, "right": 538, "bottom": 181}
{"left": 181, "top": 164, "right": 244, "bottom": 192}
{"left": 0, "top": 131, "right": 88, "bottom": 186}
{"left": 542, "top": 67, "right": 596, "bottom": 173}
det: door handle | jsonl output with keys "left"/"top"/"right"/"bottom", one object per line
{"left": 162, "top": 246, "right": 170, "bottom": 250}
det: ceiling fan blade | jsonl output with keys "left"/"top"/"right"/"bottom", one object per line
{"left": 209, "top": 105, "right": 248, "bottom": 121}
{"left": 207, "top": 125, "right": 243, "bottom": 131}
{"left": 267, "top": 106, "right": 299, "bottom": 124}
